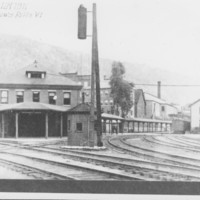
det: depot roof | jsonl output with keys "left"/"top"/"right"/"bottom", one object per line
{"left": 0, "top": 102, "right": 70, "bottom": 112}
{"left": 0, "top": 61, "right": 82, "bottom": 89}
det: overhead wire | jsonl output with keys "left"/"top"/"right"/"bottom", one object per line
{"left": 47, "top": 72, "right": 200, "bottom": 87}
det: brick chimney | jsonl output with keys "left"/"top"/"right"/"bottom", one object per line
{"left": 157, "top": 81, "right": 161, "bottom": 99}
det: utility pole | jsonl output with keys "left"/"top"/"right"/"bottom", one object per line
{"left": 92, "top": 3, "right": 102, "bottom": 146}
{"left": 78, "top": 3, "right": 102, "bottom": 146}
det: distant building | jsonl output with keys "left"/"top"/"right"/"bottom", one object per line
{"left": 60, "top": 72, "right": 91, "bottom": 88}
{"left": 145, "top": 92, "right": 178, "bottom": 120}
{"left": 84, "top": 81, "right": 113, "bottom": 114}
{"left": 161, "top": 103, "right": 179, "bottom": 120}
{"left": 60, "top": 72, "right": 177, "bottom": 121}
{"left": 145, "top": 93, "right": 165, "bottom": 119}
{"left": 61, "top": 73, "right": 114, "bottom": 114}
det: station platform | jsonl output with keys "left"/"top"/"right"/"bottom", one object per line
{"left": 0, "top": 137, "right": 68, "bottom": 146}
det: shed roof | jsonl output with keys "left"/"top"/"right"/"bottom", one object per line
{"left": 0, "top": 102, "right": 70, "bottom": 112}
{"left": 0, "top": 61, "right": 82, "bottom": 88}
{"left": 67, "top": 103, "right": 91, "bottom": 113}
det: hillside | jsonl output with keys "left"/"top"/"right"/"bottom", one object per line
{"left": 0, "top": 34, "right": 198, "bottom": 105}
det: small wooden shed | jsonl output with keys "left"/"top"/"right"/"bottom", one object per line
{"left": 67, "top": 103, "right": 97, "bottom": 146}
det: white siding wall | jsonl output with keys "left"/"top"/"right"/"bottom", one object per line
{"left": 164, "top": 105, "right": 178, "bottom": 119}
{"left": 191, "top": 101, "right": 200, "bottom": 130}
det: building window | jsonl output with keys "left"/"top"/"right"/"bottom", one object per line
{"left": 31, "top": 73, "right": 41, "bottom": 78}
{"left": 161, "top": 106, "right": 165, "bottom": 112}
{"left": 64, "top": 92, "right": 71, "bottom": 105}
{"left": 27, "top": 72, "right": 46, "bottom": 79}
{"left": 49, "top": 92, "right": 56, "bottom": 105}
{"left": 76, "top": 122, "right": 83, "bottom": 131}
{"left": 33, "top": 91, "right": 40, "bottom": 102}
{"left": 16, "top": 91, "right": 24, "bottom": 103}
{"left": 1, "top": 90, "right": 8, "bottom": 104}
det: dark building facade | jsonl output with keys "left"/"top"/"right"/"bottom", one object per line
{"left": 134, "top": 89, "right": 146, "bottom": 118}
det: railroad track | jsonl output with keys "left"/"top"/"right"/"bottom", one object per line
{"left": 0, "top": 158, "right": 71, "bottom": 180}
{"left": 1, "top": 136, "right": 200, "bottom": 181}
{"left": 0, "top": 140, "right": 198, "bottom": 181}
{"left": 166, "top": 135, "right": 200, "bottom": 148}
{"left": 106, "top": 135, "right": 200, "bottom": 171}
{"left": 0, "top": 150, "right": 141, "bottom": 180}
{"left": 141, "top": 135, "right": 200, "bottom": 154}
{"left": 121, "top": 135, "right": 200, "bottom": 164}
{"left": 142, "top": 135, "right": 200, "bottom": 158}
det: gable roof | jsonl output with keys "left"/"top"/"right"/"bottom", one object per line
{"left": 0, "top": 61, "right": 82, "bottom": 89}
{"left": 189, "top": 99, "right": 200, "bottom": 107}
{"left": 144, "top": 92, "right": 166, "bottom": 104}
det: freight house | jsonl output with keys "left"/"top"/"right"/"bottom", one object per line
{"left": 0, "top": 61, "right": 82, "bottom": 138}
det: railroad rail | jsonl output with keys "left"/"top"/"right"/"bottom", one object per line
{"left": 1, "top": 135, "right": 200, "bottom": 181}
{"left": 0, "top": 139, "right": 198, "bottom": 181}
{"left": 0, "top": 158, "right": 70, "bottom": 180}
{"left": 142, "top": 135, "right": 200, "bottom": 152}
{"left": 0, "top": 150, "right": 139, "bottom": 181}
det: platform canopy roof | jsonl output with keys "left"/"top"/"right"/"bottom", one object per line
{"left": 126, "top": 117, "right": 172, "bottom": 124}
{"left": 102, "top": 113, "right": 123, "bottom": 120}
{"left": 0, "top": 102, "right": 70, "bottom": 112}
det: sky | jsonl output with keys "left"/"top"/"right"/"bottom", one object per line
{"left": 0, "top": 0, "right": 200, "bottom": 78}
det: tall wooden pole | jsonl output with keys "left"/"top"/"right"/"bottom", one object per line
{"left": 89, "top": 5, "right": 96, "bottom": 147}
{"left": 92, "top": 3, "right": 102, "bottom": 146}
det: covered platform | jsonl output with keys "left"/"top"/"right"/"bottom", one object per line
{"left": 101, "top": 113, "right": 172, "bottom": 134}
{"left": 0, "top": 102, "right": 69, "bottom": 138}
{"left": 124, "top": 117, "right": 172, "bottom": 133}
{"left": 102, "top": 113, "right": 123, "bottom": 134}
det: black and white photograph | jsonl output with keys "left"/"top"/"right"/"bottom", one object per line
{"left": 0, "top": 0, "right": 200, "bottom": 196}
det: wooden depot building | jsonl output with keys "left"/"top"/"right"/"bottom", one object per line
{"left": 0, "top": 61, "right": 83, "bottom": 139}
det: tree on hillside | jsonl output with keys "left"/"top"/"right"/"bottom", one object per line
{"left": 109, "top": 61, "right": 134, "bottom": 118}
